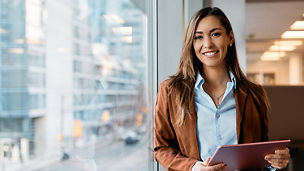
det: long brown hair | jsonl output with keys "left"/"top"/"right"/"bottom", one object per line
{"left": 168, "top": 7, "right": 269, "bottom": 126}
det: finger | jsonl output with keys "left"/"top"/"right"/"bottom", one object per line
{"left": 220, "top": 165, "right": 227, "bottom": 171}
{"left": 265, "top": 153, "right": 290, "bottom": 160}
{"left": 203, "top": 157, "right": 211, "bottom": 166}
{"left": 271, "top": 162, "right": 288, "bottom": 170}
{"left": 267, "top": 155, "right": 290, "bottom": 162}
{"left": 271, "top": 164, "right": 284, "bottom": 170}
{"left": 266, "top": 148, "right": 290, "bottom": 160}
{"left": 267, "top": 159, "right": 289, "bottom": 169}
{"left": 210, "top": 163, "right": 226, "bottom": 170}
{"left": 270, "top": 160, "right": 288, "bottom": 169}
{"left": 206, "top": 157, "right": 211, "bottom": 163}
{"left": 265, "top": 154, "right": 277, "bottom": 160}
{"left": 275, "top": 148, "right": 289, "bottom": 154}
{"left": 270, "top": 158, "right": 288, "bottom": 164}
{"left": 266, "top": 152, "right": 290, "bottom": 158}
{"left": 269, "top": 154, "right": 290, "bottom": 160}
{"left": 264, "top": 154, "right": 273, "bottom": 160}
{"left": 267, "top": 157, "right": 289, "bottom": 164}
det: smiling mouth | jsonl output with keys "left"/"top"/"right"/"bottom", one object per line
{"left": 202, "top": 50, "right": 219, "bottom": 57}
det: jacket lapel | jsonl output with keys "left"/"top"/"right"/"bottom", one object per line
{"left": 235, "top": 88, "right": 248, "bottom": 143}
{"left": 189, "top": 94, "right": 201, "bottom": 160}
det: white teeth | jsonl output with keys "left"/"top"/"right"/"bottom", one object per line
{"left": 204, "top": 52, "right": 216, "bottom": 56}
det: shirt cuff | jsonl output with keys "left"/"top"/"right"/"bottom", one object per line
{"left": 267, "top": 166, "right": 276, "bottom": 171}
{"left": 191, "top": 161, "right": 204, "bottom": 171}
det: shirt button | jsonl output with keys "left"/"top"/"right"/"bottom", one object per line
{"left": 216, "top": 113, "right": 220, "bottom": 118}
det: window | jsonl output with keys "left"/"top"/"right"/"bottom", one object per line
{"left": 0, "top": 0, "right": 153, "bottom": 170}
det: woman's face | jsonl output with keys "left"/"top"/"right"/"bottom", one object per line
{"left": 193, "top": 15, "right": 233, "bottom": 69}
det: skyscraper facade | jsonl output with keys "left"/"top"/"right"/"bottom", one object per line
{"left": 0, "top": 0, "right": 149, "bottom": 169}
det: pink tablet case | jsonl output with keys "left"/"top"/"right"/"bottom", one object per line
{"left": 207, "top": 140, "right": 291, "bottom": 171}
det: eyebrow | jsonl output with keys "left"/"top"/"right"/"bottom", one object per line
{"left": 195, "top": 28, "right": 222, "bottom": 34}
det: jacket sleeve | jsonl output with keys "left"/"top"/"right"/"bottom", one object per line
{"left": 260, "top": 100, "right": 269, "bottom": 142}
{"left": 154, "top": 82, "right": 197, "bottom": 171}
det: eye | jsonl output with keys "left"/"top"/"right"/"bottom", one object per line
{"left": 194, "top": 35, "right": 203, "bottom": 40}
{"left": 211, "top": 32, "right": 221, "bottom": 37}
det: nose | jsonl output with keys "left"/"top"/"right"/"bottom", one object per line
{"left": 203, "top": 36, "right": 213, "bottom": 49}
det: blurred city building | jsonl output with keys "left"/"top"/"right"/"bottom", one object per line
{"left": 0, "top": 0, "right": 149, "bottom": 170}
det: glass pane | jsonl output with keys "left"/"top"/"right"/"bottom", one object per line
{"left": 0, "top": 0, "right": 152, "bottom": 170}
{"left": 246, "top": 1, "right": 304, "bottom": 85}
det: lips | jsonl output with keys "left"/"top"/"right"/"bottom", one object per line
{"left": 202, "top": 50, "right": 219, "bottom": 57}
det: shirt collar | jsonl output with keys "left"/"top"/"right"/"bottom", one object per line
{"left": 195, "top": 71, "right": 205, "bottom": 89}
{"left": 195, "top": 71, "right": 237, "bottom": 89}
{"left": 229, "top": 71, "right": 237, "bottom": 89}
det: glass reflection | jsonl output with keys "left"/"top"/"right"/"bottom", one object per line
{"left": 0, "top": 0, "right": 151, "bottom": 170}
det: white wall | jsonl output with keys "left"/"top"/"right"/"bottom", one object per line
{"left": 157, "top": 0, "right": 184, "bottom": 83}
{"left": 157, "top": 0, "right": 203, "bottom": 84}
{"left": 184, "top": 0, "right": 204, "bottom": 30}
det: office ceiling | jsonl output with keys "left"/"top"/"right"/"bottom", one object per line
{"left": 246, "top": 1, "right": 304, "bottom": 61}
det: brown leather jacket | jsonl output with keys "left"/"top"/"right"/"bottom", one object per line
{"left": 154, "top": 80, "right": 269, "bottom": 171}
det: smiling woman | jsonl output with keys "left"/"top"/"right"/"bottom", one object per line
{"left": 193, "top": 15, "right": 234, "bottom": 69}
{"left": 153, "top": 7, "right": 290, "bottom": 171}
{"left": 192, "top": 15, "right": 234, "bottom": 108}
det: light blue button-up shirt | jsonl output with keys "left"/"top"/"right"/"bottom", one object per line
{"left": 194, "top": 71, "right": 237, "bottom": 161}
{"left": 192, "top": 71, "right": 275, "bottom": 171}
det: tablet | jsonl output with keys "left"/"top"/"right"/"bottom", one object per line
{"left": 207, "top": 140, "right": 291, "bottom": 171}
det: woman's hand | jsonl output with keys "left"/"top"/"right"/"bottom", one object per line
{"left": 264, "top": 148, "right": 290, "bottom": 169}
{"left": 193, "top": 158, "right": 226, "bottom": 171}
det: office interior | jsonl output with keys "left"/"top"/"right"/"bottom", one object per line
{"left": 0, "top": 0, "right": 303, "bottom": 171}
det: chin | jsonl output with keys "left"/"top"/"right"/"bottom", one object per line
{"left": 202, "top": 61, "right": 225, "bottom": 68}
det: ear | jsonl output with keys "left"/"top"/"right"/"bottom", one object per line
{"left": 229, "top": 31, "right": 234, "bottom": 45}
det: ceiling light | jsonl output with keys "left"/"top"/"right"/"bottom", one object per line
{"left": 269, "top": 45, "right": 296, "bottom": 51}
{"left": 261, "top": 52, "right": 285, "bottom": 61}
{"left": 274, "top": 40, "right": 302, "bottom": 46}
{"left": 290, "top": 21, "right": 304, "bottom": 30}
{"left": 281, "top": 31, "right": 304, "bottom": 38}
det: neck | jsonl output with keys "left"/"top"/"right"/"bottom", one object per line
{"left": 202, "top": 65, "right": 230, "bottom": 87}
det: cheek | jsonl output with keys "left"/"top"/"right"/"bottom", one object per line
{"left": 193, "top": 42, "right": 202, "bottom": 54}
{"left": 220, "top": 45, "right": 228, "bottom": 57}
